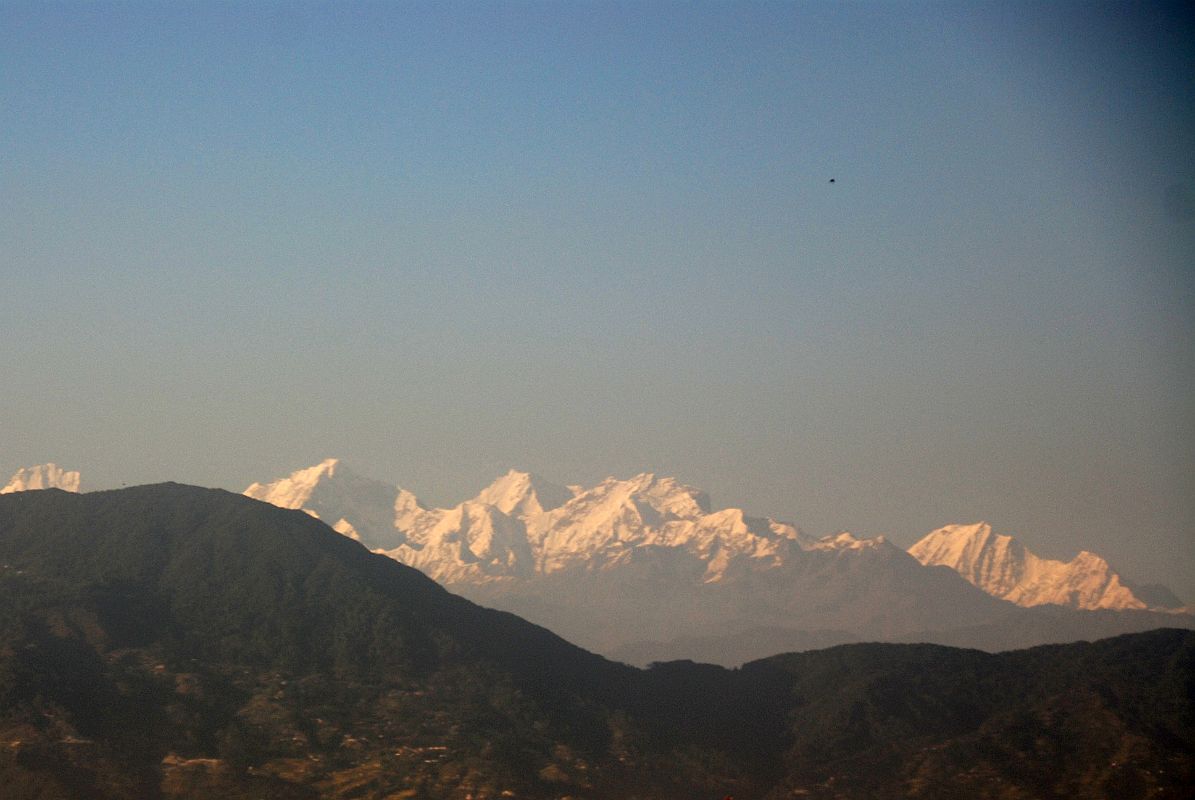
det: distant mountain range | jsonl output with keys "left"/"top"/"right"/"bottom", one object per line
{"left": 8, "top": 460, "right": 1189, "bottom": 665}
{"left": 1, "top": 483, "right": 1191, "bottom": 799}
{"left": 242, "top": 460, "right": 1189, "bottom": 663}
{"left": 243, "top": 459, "right": 1186, "bottom": 608}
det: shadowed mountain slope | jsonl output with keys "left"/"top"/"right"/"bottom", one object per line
{"left": 0, "top": 483, "right": 630, "bottom": 695}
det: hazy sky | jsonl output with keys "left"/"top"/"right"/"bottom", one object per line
{"left": 2, "top": 1, "right": 1193, "bottom": 598}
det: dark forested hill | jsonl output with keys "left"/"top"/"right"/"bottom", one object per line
{"left": 0, "top": 485, "right": 1190, "bottom": 799}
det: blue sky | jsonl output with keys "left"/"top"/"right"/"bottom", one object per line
{"left": 2, "top": 1, "right": 1193, "bottom": 598}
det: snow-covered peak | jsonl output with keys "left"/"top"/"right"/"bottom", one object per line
{"left": 500, "top": 472, "right": 796, "bottom": 574}
{"left": 1, "top": 463, "right": 81, "bottom": 494}
{"left": 244, "top": 459, "right": 406, "bottom": 550}
{"left": 244, "top": 458, "right": 341, "bottom": 509}
{"left": 908, "top": 523, "right": 1024, "bottom": 582}
{"left": 554, "top": 473, "right": 711, "bottom": 524}
{"left": 908, "top": 522, "right": 1156, "bottom": 611}
{"left": 472, "top": 469, "right": 574, "bottom": 520}
{"left": 636, "top": 474, "right": 712, "bottom": 518}
{"left": 384, "top": 498, "right": 536, "bottom": 582}
{"left": 393, "top": 487, "right": 427, "bottom": 529}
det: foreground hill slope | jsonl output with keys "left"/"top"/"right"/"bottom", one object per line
{"left": 0, "top": 483, "right": 626, "bottom": 689}
{"left": 0, "top": 485, "right": 645, "bottom": 798}
{"left": 0, "top": 485, "right": 1191, "bottom": 799}
{"left": 746, "top": 630, "right": 1194, "bottom": 799}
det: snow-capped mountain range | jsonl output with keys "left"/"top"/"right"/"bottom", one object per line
{"left": 236, "top": 460, "right": 1190, "bottom": 660}
{"left": 5, "top": 460, "right": 1188, "bottom": 663}
{"left": 243, "top": 458, "right": 1180, "bottom": 610}
{"left": 245, "top": 458, "right": 898, "bottom": 584}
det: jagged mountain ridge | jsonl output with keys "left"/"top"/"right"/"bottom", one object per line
{"left": 244, "top": 460, "right": 1176, "bottom": 610}
{"left": 909, "top": 522, "right": 1182, "bottom": 612}
{"left": 235, "top": 462, "right": 1025, "bottom": 655}
{"left": 243, "top": 457, "right": 407, "bottom": 549}
{"left": 245, "top": 460, "right": 818, "bottom": 585}
{"left": 240, "top": 461, "right": 1191, "bottom": 662}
